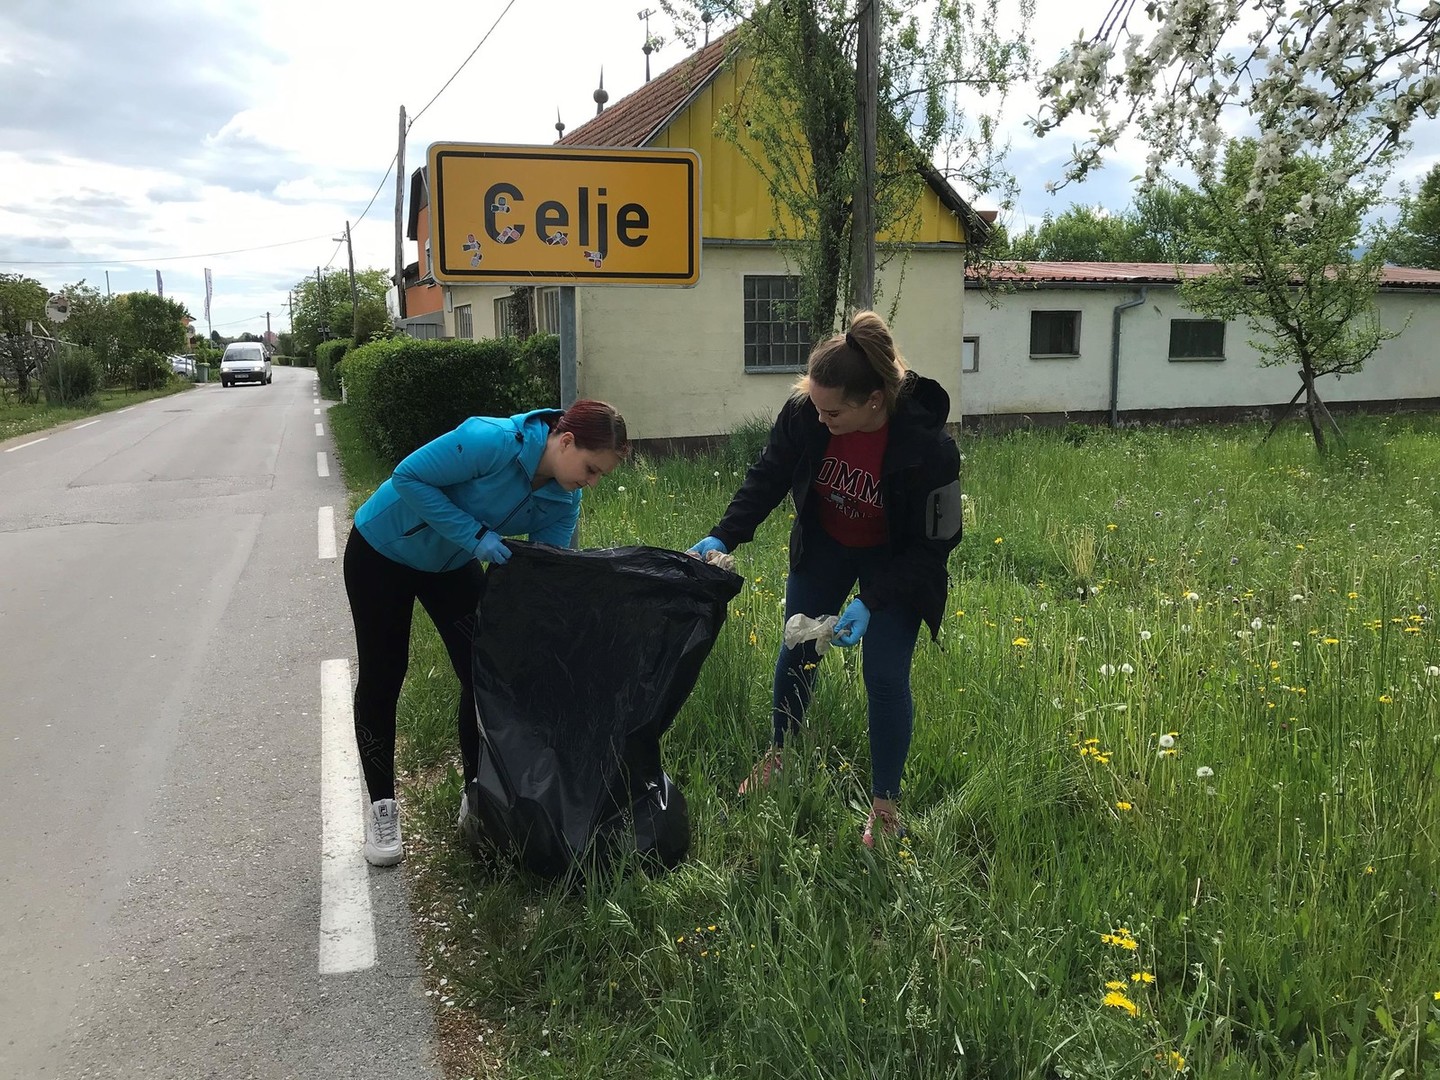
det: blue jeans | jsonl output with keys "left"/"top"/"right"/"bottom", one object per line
{"left": 772, "top": 528, "right": 921, "bottom": 799}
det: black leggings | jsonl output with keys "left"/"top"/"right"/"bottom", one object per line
{"left": 343, "top": 528, "right": 485, "bottom": 803}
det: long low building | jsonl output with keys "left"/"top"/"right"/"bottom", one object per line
{"left": 959, "top": 262, "right": 1440, "bottom": 426}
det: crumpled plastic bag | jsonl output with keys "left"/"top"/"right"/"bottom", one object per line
{"left": 465, "top": 541, "right": 742, "bottom": 879}
{"left": 783, "top": 612, "right": 839, "bottom": 655}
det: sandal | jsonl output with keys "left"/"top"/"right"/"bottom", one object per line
{"left": 737, "top": 747, "right": 783, "bottom": 796}
{"left": 861, "top": 804, "right": 906, "bottom": 848}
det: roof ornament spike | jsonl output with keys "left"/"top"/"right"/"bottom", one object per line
{"left": 555, "top": 107, "right": 565, "bottom": 141}
{"left": 638, "top": 7, "right": 660, "bottom": 82}
{"left": 593, "top": 67, "right": 609, "bottom": 115}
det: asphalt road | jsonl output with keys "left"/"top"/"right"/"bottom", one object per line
{"left": 0, "top": 369, "right": 441, "bottom": 1080}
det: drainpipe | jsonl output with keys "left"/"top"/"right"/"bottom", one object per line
{"left": 1110, "top": 288, "right": 1148, "bottom": 428}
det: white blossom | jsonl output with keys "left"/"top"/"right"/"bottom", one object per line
{"left": 1196, "top": 766, "right": 1215, "bottom": 779}
{"left": 1159, "top": 733, "right": 1176, "bottom": 750}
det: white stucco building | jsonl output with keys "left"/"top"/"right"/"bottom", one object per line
{"left": 959, "top": 262, "right": 1440, "bottom": 426}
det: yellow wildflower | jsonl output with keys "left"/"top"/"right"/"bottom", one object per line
{"left": 1131, "top": 971, "right": 1156, "bottom": 984}
{"left": 1116, "top": 801, "right": 1133, "bottom": 811}
{"left": 1166, "top": 1050, "right": 1186, "bottom": 1070}
{"left": 1102, "top": 990, "right": 1139, "bottom": 1017}
{"left": 1012, "top": 637, "right": 1031, "bottom": 647}
{"left": 1105, "top": 980, "right": 1126, "bottom": 990}
{"left": 1378, "top": 694, "right": 1392, "bottom": 704}
{"left": 994, "top": 536, "right": 1004, "bottom": 544}
{"left": 1324, "top": 637, "right": 1340, "bottom": 645}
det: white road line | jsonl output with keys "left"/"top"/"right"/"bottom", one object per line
{"left": 315, "top": 422, "right": 324, "bottom": 437}
{"left": 4, "top": 437, "right": 48, "bottom": 453}
{"left": 313, "top": 407, "right": 320, "bottom": 415}
{"left": 318, "top": 658, "right": 377, "bottom": 975}
{"left": 75, "top": 419, "right": 102, "bottom": 430}
{"left": 317, "top": 451, "right": 330, "bottom": 478}
{"left": 318, "top": 506, "right": 337, "bottom": 560}
{"left": 116, "top": 407, "right": 134, "bottom": 414}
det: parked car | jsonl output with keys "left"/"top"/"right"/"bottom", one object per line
{"left": 220, "top": 342, "right": 271, "bottom": 387}
{"left": 169, "top": 354, "right": 195, "bottom": 378}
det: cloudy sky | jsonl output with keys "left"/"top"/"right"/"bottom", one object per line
{"left": 1, "top": 1, "right": 1434, "bottom": 339}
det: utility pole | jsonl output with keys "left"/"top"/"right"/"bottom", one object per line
{"left": 340, "top": 221, "right": 360, "bottom": 341}
{"left": 394, "top": 105, "right": 408, "bottom": 321}
{"left": 316, "top": 265, "right": 328, "bottom": 342}
{"left": 850, "top": 0, "right": 879, "bottom": 314}
{"left": 266, "top": 311, "right": 271, "bottom": 339}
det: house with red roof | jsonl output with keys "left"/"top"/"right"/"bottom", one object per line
{"left": 399, "top": 31, "right": 988, "bottom": 442}
{"left": 959, "top": 262, "right": 1440, "bottom": 425}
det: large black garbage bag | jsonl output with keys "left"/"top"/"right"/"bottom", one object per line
{"left": 465, "top": 542, "right": 742, "bottom": 879}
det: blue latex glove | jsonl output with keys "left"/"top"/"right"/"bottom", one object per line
{"left": 832, "top": 598, "right": 870, "bottom": 648}
{"left": 687, "top": 536, "right": 728, "bottom": 559}
{"left": 474, "top": 530, "right": 511, "bottom": 565}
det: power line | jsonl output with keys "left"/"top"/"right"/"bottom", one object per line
{"left": 2, "top": 233, "right": 335, "bottom": 267}
{"left": 407, "top": 0, "right": 519, "bottom": 132}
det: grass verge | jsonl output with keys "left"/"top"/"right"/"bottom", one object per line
{"left": 333, "top": 412, "right": 1440, "bottom": 1078}
{"left": 0, "top": 381, "right": 194, "bottom": 443}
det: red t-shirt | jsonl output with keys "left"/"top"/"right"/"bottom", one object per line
{"left": 814, "top": 424, "right": 890, "bottom": 547}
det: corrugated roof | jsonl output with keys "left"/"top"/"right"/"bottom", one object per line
{"left": 968, "top": 261, "right": 1440, "bottom": 289}
{"left": 559, "top": 32, "right": 737, "bottom": 149}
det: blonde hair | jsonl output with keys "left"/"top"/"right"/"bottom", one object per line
{"left": 793, "top": 310, "right": 908, "bottom": 414}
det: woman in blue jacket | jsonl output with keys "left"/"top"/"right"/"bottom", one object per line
{"left": 345, "top": 400, "right": 629, "bottom": 866}
{"left": 689, "top": 312, "right": 962, "bottom": 846}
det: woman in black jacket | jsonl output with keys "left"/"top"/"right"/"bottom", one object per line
{"left": 689, "top": 310, "right": 962, "bottom": 844}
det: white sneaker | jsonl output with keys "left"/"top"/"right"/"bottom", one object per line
{"left": 364, "top": 798, "right": 403, "bottom": 866}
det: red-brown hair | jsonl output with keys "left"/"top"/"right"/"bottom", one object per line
{"left": 553, "top": 399, "right": 630, "bottom": 454}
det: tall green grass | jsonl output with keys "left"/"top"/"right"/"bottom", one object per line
{"left": 342, "top": 414, "right": 1440, "bottom": 1078}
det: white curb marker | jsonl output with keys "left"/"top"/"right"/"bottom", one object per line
{"left": 318, "top": 658, "right": 377, "bottom": 975}
{"left": 315, "top": 422, "right": 324, "bottom": 437}
{"left": 4, "top": 437, "right": 48, "bottom": 453}
{"left": 318, "top": 506, "right": 337, "bottom": 560}
{"left": 317, "top": 451, "right": 330, "bottom": 478}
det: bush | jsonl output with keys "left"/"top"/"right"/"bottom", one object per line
{"left": 41, "top": 345, "right": 101, "bottom": 405}
{"left": 273, "top": 354, "right": 295, "bottom": 367}
{"left": 344, "top": 336, "right": 553, "bottom": 462}
{"left": 518, "top": 332, "right": 561, "bottom": 407}
{"left": 130, "top": 348, "right": 170, "bottom": 391}
{"left": 316, "top": 338, "right": 352, "bottom": 398}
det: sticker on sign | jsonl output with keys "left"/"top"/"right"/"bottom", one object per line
{"left": 427, "top": 143, "right": 701, "bottom": 287}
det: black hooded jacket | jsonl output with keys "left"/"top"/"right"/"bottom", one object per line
{"left": 710, "top": 372, "right": 963, "bottom": 639}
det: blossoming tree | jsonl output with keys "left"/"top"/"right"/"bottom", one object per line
{"left": 1179, "top": 138, "right": 1398, "bottom": 453}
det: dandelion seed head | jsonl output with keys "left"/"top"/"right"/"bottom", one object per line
{"left": 1196, "top": 765, "right": 1215, "bottom": 779}
{"left": 1159, "top": 733, "right": 1176, "bottom": 749}
{"left": 1120, "top": 662, "right": 1134, "bottom": 675}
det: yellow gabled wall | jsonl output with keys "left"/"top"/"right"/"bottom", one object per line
{"left": 649, "top": 55, "right": 968, "bottom": 246}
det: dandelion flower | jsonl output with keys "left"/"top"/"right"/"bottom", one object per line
{"left": 1250, "top": 617, "right": 1263, "bottom": 630}
{"left": 1100, "top": 663, "right": 1116, "bottom": 677}
{"left": 1184, "top": 591, "right": 1199, "bottom": 601}
{"left": 1158, "top": 733, "right": 1176, "bottom": 750}
{"left": 1132, "top": 971, "right": 1156, "bottom": 984}
{"left": 1290, "top": 593, "right": 1305, "bottom": 602}
{"left": 1012, "top": 637, "right": 1031, "bottom": 647}
{"left": 1426, "top": 665, "right": 1440, "bottom": 677}
{"left": 1106, "top": 523, "right": 1118, "bottom": 531}
{"left": 1105, "top": 979, "right": 1126, "bottom": 990}
{"left": 1378, "top": 694, "right": 1392, "bottom": 704}
{"left": 1102, "top": 989, "right": 1140, "bottom": 1016}
{"left": 1140, "top": 630, "right": 1152, "bottom": 641}
{"left": 616, "top": 485, "right": 626, "bottom": 492}
{"left": 1121, "top": 663, "right": 1134, "bottom": 675}
{"left": 1196, "top": 766, "right": 1214, "bottom": 779}
{"left": 1116, "top": 800, "right": 1133, "bottom": 811}
{"left": 994, "top": 536, "right": 1004, "bottom": 545}
{"left": 1180, "top": 624, "right": 1192, "bottom": 633}
{"left": 1323, "top": 637, "right": 1340, "bottom": 645}
{"left": 1166, "top": 1050, "right": 1186, "bottom": 1070}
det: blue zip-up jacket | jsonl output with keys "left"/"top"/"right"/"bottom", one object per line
{"left": 353, "top": 409, "right": 580, "bottom": 572}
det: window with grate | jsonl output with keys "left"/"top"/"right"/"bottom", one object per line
{"left": 744, "top": 275, "right": 810, "bottom": 371}
{"left": 455, "top": 304, "right": 473, "bottom": 340}
{"left": 1029, "top": 310, "right": 1081, "bottom": 357}
{"left": 1168, "top": 319, "right": 1225, "bottom": 360}
{"left": 536, "top": 288, "right": 562, "bottom": 334}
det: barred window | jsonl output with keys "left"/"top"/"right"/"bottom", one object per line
{"left": 536, "top": 287, "right": 562, "bottom": 334}
{"left": 1030, "top": 310, "right": 1081, "bottom": 357}
{"left": 744, "top": 275, "right": 810, "bottom": 371}
{"left": 1168, "top": 319, "right": 1225, "bottom": 360}
{"left": 455, "top": 304, "right": 473, "bottom": 340}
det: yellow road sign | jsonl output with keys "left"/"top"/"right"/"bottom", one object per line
{"left": 427, "top": 143, "right": 701, "bottom": 286}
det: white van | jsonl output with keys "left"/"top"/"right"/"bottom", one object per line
{"left": 220, "top": 342, "right": 272, "bottom": 388}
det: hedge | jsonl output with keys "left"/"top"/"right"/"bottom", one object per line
{"left": 343, "top": 335, "right": 555, "bottom": 463}
{"left": 315, "top": 338, "right": 352, "bottom": 398}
